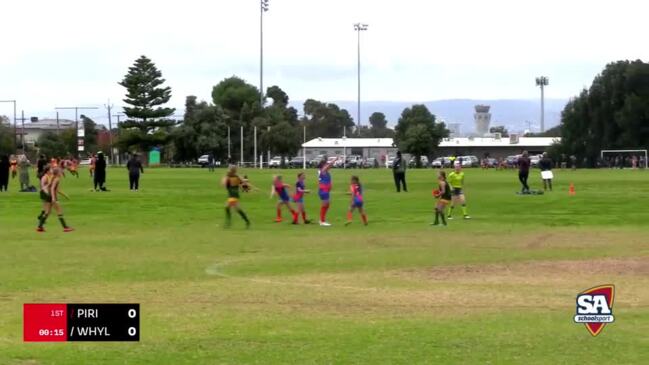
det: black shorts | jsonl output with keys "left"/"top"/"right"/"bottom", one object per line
{"left": 39, "top": 191, "right": 52, "bottom": 203}
{"left": 452, "top": 188, "right": 463, "bottom": 196}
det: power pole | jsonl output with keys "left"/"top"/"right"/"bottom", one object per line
{"left": 112, "top": 113, "right": 124, "bottom": 164}
{"left": 105, "top": 102, "right": 114, "bottom": 163}
{"left": 16, "top": 111, "right": 27, "bottom": 151}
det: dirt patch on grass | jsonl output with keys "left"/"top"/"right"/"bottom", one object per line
{"left": 411, "top": 257, "right": 649, "bottom": 282}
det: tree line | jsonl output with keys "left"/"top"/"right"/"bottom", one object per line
{"left": 552, "top": 60, "right": 649, "bottom": 166}
{"left": 116, "top": 55, "right": 449, "bottom": 165}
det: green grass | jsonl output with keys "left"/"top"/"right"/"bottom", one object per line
{"left": 1, "top": 167, "right": 648, "bottom": 364}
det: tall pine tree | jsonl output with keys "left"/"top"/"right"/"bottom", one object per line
{"left": 119, "top": 55, "right": 176, "bottom": 152}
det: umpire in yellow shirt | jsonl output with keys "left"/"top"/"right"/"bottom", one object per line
{"left": 447, "top": 162, "right": 471, "bottom": 220}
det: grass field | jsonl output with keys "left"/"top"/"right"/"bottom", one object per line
{"left": 1, "top": 166, "right": 648, "bottom": 364}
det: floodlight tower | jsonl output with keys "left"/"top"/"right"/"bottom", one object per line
{"left": 354, "top": 23, "right": 368, "bottom": 135}
{"left": 260, "top": 0, "right": 269, "bottom": 107}
{"left": 535, "top": 76, "right": 549, "bottom": 133}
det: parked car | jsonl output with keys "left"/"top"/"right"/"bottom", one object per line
{"left": 530, "top": 154, "right": 542, "bottom": 167}
{"left": 482, "top": 158, "right": 498, "bottom": 168}
{"left": 408, "top": 156, "right": 429, "bottom": 167}
{"left": 289, "top": 157, "right": 305, "bottom": 168}
{"left": 506, "top": 155, "right": 520, "bottom": 167}
{"left": 79, "top": 158, "right": 91, "bottom": 166}
{"left": 269, "top": 156, "right": 282, "bottom": 168}
{"left": 198, "top": 155, "right": 210, "bottom": 167}
{"left": 386, "top": 156, "right": 395, "bottom": 168}
{"left": 327, "top": 156, "right": 338, "bottom": 165}
{"left": 362, "top": 158, "right": 378, "bottom": 168}
{"left": 333, "top": 156, "right": 348, "bottom": 168}
{"left": 347, "top": 155, "right": 363, "bottom": 168}
{"left": 310, "top": 155, "right": 325, "bottom": 167}
{"left": 459, "top": 155, "right": 479, "bottom": 167}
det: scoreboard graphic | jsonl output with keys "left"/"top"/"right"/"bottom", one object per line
{"left": 24, "top": 303, "right": 140, "bottom": 342}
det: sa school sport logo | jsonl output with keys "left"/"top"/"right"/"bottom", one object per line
{"left": 574, "top": 285, "right": 615, "bottom": 336}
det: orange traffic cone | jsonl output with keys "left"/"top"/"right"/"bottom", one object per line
{"left": 569, "top": 182, "right": 576, "bottom": 196}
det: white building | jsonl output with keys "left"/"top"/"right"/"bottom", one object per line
{"left": 18, "top": 118, "right": 76, "bottom": 146}
{"left": 302, "top": 136, "right": 560, "bottom": 160}
{"left": 301, "top": 137, "right": 397, "bottom": 161}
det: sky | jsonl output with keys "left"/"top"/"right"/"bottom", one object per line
{"left": 1, "top": 0, "right": 647, "bottom": 125}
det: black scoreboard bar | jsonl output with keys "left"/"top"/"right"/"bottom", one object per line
{"left": 24, "top": 303, "right": 140, "bottom": 342}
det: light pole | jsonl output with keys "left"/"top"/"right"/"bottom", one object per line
{"left": 535, "top": 76, "right": 549, "bottom": 133}
{"left": 0, "top": 100, "right": 17, "bottom": 147}
{"left": 354, "top": 23, "right": 368, "bottom": 135}
{"left": 260, "top": 0, "right": 269, "bottom": 107}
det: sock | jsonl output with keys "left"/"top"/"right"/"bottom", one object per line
{"left": 462, "top": 205, "right": 468, "bottom": 216}
{"left": 320, "top": 205, "right": 329, "bottom": 222}
{"left": 38, "top": 210, "right": 45, "bottom": 220}
{"left": 301, "top": 211, "right": 307, "bottom": 222}
{"left": 276, "top": 208, "right": 282, "bottom": 220}
{"left": 347, "top": 211, "right": 353, "bottom": 222}
{"left": 441, "top": 212, "right": 447, "bottom": 225}
{"left": 434, "top": 210, "right": 439, "bottom": 225}
{"left": 38, "top": 214, "right": 49, "bottom": 228}
{"left": 238, "top": 210, "right": 249, "bottom": 224}
{"left": 225, "top": 207, "right": 231, "bottom": 225}
{"left": 58, "top": 214, "right": 68, "bottom": 229}
{"left": 448, "top": 206, "right": 454, "bottom": 217}
{"left": 361, "top": 213, "right": 367, "bottom": 225}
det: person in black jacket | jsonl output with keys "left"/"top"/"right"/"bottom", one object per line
{"left": 0, "top": 155, "right": 9, "bottom": 192}
{"left": 392, "top": 151, "right": 407, "bottom": 192}
{"left": 37, "top": 154, "right": 47, "bottom": 179}
{"left": 518, "top": 151, "right": 531, "bottom": 193}
{"left": 539, "top": 152, "right": 553, "bottom": 191}
{"left": 94, "top": 152, "right": 107, "bottom": 191}
{"left": 127, "top": 153, "right": 144, "bottom": 191}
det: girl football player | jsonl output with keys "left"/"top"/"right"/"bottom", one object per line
{"left": 345, "top": 176, "right": 368, "bottom": 226}
{"left": 270, "top": 175, "right": 298, "bottom": 223}
{"left": 293, "top": 172, "right": 311, "bottom": 224}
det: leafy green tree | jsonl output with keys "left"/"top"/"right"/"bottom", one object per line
{"left": 489, "top": 125, "right": 509, "bottom": 137}
{"left": 172, "top": 96, "right": 229, "bottom": 162}
{"left": 395, "top": 104, "right": 448, "bottom": 167}
{"left": 212, "top": 76, "right": 260, "bottom": 116}
{"left": 0, "top": 121, "right": 15, "bottom": 155}
{"left": 366, "top": 112, "right": 395, "bottom": 138}
{"left": 118, "top": 55, "right": 176, "bottom": 152}
{"left": 36, "top": 132, "right": 69, "bottom": 158}
{"left": 369, "top": 112, "right": 387, "bottom": 129}
{"left": 557, "top": 60, "right": 649, "bottom": 166}
{"left": 260, "top": 120, "right": 300, "bottom": 167}
{"left": 211, "top": 76, "right": 263, "bottom": 162}
{"left": 525, "top": 125, "right": 561, "bottom": 137}
{"left": 253, "top": 86, "right": 301, "bottom": 165}
{"left": 302, "top": 99, "right": 355, "bottom": 139}
{"left": 79, "top": 115, "right": 102, "bottom": 153}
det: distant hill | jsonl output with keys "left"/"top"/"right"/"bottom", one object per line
{"left": 291, "top": 99, "right": 568, "bottom": 135}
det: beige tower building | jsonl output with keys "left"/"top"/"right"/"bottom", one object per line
{"left": 474, "top": 105, "right": 491, "bottom": 136}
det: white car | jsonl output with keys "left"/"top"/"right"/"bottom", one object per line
{"left": 198, "top": 155, "right": 210, "bottom": 166}
{"left": 269, "top": 156, "right": 282, "bottom": 168}
{"left": 386, "top": 156, "right": 395, "bottom": 168}
{"left": 459, "top": 156, "right": 479, "bottom": 167}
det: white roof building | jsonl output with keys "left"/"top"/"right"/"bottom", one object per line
{"left": 302, "top": 137, "right": 395, "bottom": 149}
{"left": 439, "top": 136, "right": 560, "bottom": 148}
{"left": 301, "top": 136, "right": 560, "bottom": 158}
